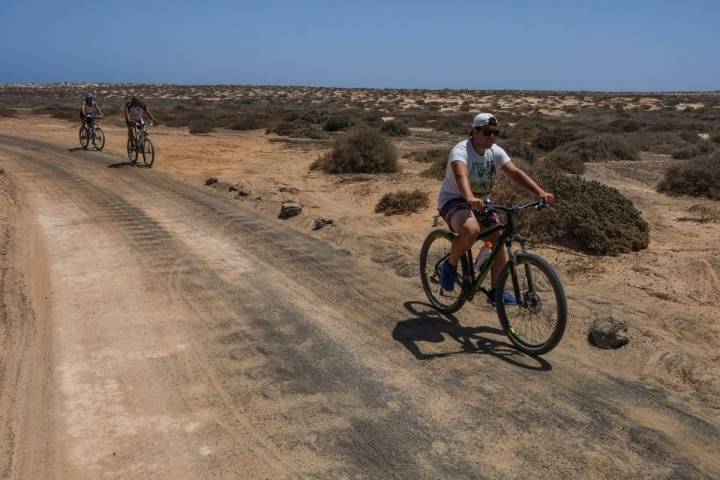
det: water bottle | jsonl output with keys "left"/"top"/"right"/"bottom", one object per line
{"left": 474, "top": 241, "right": 493, "bottom": 271}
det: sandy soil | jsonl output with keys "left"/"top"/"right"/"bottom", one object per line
{"left": 1, "top": 113, "right": 719, "bottom": 478}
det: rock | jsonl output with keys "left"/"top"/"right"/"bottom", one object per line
{"left": 238, "top": 184, "right": 251, "bottom": 196}
{"left": 228, "top": 184, "right": 238, "bottom": 192}
{"left": 312, "top": 217, "right": 334, "bottom": 230}
{"left": 279, "top": 201, "right": 302, "bottom": 219}
{"left": 205, "top": 176, "right": 218, "bottom": 186}
{"left": 588, "top": 315, "right": 629, "bottom": 349}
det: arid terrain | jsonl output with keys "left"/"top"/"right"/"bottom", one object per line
{"left": 1, "top": 84, "right": 719, "bottom": 478}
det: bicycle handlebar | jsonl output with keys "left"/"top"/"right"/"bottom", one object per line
{"left": 481, "top": 198, "right": 547, "bottom": 215}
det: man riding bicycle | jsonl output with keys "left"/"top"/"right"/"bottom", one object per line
{"left": 79, "top": 92, "right": 103, "bottom": 128}
{"left": 123, "top": 96, "right": 157, "bottom": 144}
{"left": 438, "top": 113, "right": 554, "bottom": 304}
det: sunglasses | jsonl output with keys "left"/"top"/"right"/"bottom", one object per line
{"left": 476, "top": 127, "right": 500, "bottom": 137}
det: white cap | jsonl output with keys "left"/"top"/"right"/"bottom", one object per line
{"left": 472, "top": 113, "right": 498, "bottom": 128}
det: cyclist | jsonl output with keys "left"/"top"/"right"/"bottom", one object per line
{"left": 437, "top": 113, "right": 555, "bottom": 304}
{"left": 79, "top": 92, "right": 103, "bottom": 129}
{"left": 124, "top": 96, "right": 157, "bottom": 145}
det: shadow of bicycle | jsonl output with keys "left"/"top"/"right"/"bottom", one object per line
{"left": 393, "top": 301, "right": 551, "bottom": 372}
{"left": 108, "top": 161, "right": 147, "bottom": 169}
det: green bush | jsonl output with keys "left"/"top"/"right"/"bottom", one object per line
{"left": 498, "top": 139, "right": 537, "bottom": 163}
{"left": 188, "top": 117, "right": 216, "bottom": 134}
{"left": 375, "top": 189, "right": 429, "bottom": 215}
{"left": 316, "top": 127, "right": 398, "bottom": 174}
{"left": 607, "top": 118, "right": 641, "bottom": 132}
{"left": 493, "top": 168, "right": 649, "bottom": 255}
{"left": 323, "top": 115, "right": 354, "bottom": 132}
{"left": 658, "top": 151, "right": 720, "bottom": 199}
{"left": 545, "top": 135, "right": 639, "bottom": 173}
{"left": 228, "top": 117, "right": 261, "bottom": 130}
{"left": 268, "top": 120, "right": 328, "bottom": 139}
{"left": 407, "top": 148, "right": 447, "bottom": 163}
{"left": 381, "top": 119, "right": 410, "bottom": 137}
{"left": 532, "top": 127, "right": 582, "bottom": 151}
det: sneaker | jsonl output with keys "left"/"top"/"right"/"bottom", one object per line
{"left": 502, "top": 290, "right": 518, "bottom": 306}
{"left": 440, "top": 260, "right": 457, "bottom": 292}
{"left": 487, "top": 288, "right": 518, "bottom": 306}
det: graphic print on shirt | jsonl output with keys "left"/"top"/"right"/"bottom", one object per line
{"left": 468, "top": 157, "right": 496, "bottom": 198}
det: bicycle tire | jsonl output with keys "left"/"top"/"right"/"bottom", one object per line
{"left": 142, "top": 138, "right": 155, "bottom": 167}
{"left": 92, "top": 127, "right": 105, "bottom": 151}
{"left": 419, "top": 229, "right": 468, "bottom": 314}
{"left": 127, "top": 137, "right": 138, "bottom": 162}
{"left": 495, "top": 252, "right": 567, "bottom": 355}
{"left": 79, "top": 126, "right": 89, "bottom": 149}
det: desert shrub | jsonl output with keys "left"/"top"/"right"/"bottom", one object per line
{"left": 545, "top": 135, "right": 639, "bottom": 173}
{"left": 315, "top": 127, "right": 398, "bottom": 174}
{"left": 710, "top": 132, "right": 720, "bottom": 144}
{"left": 671, "top": 141, "right": 714, "bottom": 159}
{"left": 542, "top": 152, "right": 586, "bottom": 174}
{"left": 407, "top": 148, "right": 447, "bottom": 163}
{"left": 34, "top": 104, "right": 79, "bottom": 122}
{"left": 658, "top": 152, "right": 720, "bottom": 199}
{"left": 532, "top": 127, "right": 582, "bottom": 151}
{"left": 621, "top": 131, "right": 682, "bottom": 155}
{"left": 498, "top": 139, "right": 537, "bottom": 163}
{"left": 607, "top": 118, "right": 641, "bottom": 132}
{"left": 0, "top": 107, "right": 16, "bottom": 117}
{"left": 323, "top": 115, "right": 354, "bottom": 132}
{"left": 492, "top": 169, "right": 649, "bottom": 255}
{"left": 188, "top": 115, "right": 216, "bottom": 134}
{"left": 268, "top": 120, "right": 328, "bottom": 139}
{"left": 375, "top": 189, "right": 429, "bottom": 215}
{"left": 227, "top": 117, "right": 261, "bottom": 130}
{"left": 297, "top": 110, "right": 328, "bottom": 124}
{"left": 381, "top": 119, "right": 410, "bottom": 137}
{"left": 434, "top": 115, "right": 470, "bottom": 135}
{"left": 361, "top": 113, "right": 384, "bottom": 128}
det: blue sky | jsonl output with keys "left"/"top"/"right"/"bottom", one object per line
{"left": 1, "top": 0, "right": 718, "bottom": 91}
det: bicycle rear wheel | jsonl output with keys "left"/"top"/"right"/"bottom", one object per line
{"left": 419, "top": 229, "right": 468, "bottom": 314}
{"left": 495, "top": 252, "right": 567, "bottom": 355}
{"left": 142, "top": 138, "right": 155, "bottom": 167}
{"left": 92, "top": 127, "right": 105, "bottom": 150}
{"left": 79, "top": 126, "right": 89, "bottom": 149}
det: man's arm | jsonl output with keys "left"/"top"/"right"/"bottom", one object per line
{"left": 501, "top": 161, "right": 555, "bottom": 204}
{"left": 144, "top": 106, "right": 157, "bottom": 124}
{"left": 450, "top": 161, "right": 484, "bottom": 210}
{"left": 95, "top": 102, "right": 103, "bottom": 116}
{"left": 123, "top": 105, "right": 130, "bottom": 123}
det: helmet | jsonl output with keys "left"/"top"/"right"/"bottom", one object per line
{"left": 85, "top": 92, "right": 94, "bottom": 104}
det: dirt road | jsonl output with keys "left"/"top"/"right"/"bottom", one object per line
{"left": 1, "top": 135, "right": 719, "bottom": 479}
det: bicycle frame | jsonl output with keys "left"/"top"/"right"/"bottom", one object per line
{"left": 457, "top": 202, "right": 539, "bottom": 304}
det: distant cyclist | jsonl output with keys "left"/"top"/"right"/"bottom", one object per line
{"left": 123, "top": 96, "right": 157, "bottom": 144}
{"left": 437, "top": 113, "right": 555, "bottom": 303}
{"left": 79, "top": 92, "right": 103, "bottom": 129}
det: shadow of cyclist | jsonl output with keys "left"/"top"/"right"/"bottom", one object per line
{"left": 108, "top": 161, "right": 147, "bottom": 168}
{"left": 393, "top": 301, "right": 551, "bottom": 372}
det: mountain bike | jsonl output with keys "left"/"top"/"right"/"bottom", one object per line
{"left": 419, "top": 199, "right": 567, "bottom": 355}
{"left": 79, "top": 114, "right": 105, "bottom": 151}
{"left": 127, "top": 121, "right": 155, "bottom": 167}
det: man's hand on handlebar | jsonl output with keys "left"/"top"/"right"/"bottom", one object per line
{"left": 466, "top": 195, "right": 485, "bottom": 211}
{"left": 538, "top": 191, "right": 555, "bottom": 205}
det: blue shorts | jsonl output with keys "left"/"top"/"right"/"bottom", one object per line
{"left": 439, "top": 197, "right": 499, "bottom": 231}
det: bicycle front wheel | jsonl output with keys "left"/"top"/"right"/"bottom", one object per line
{"left": 419, "top": 229, "right": 468, "bottom": 314}
{"left": 79, "top": 126, "right": 89, "bottom": 149}
{"left": 496, "top": 252, "right": 567, "bottom": 355}
{"left": 127, "top": 138, "right": 138, "bottom": 162}
{"left": 92, "top": 127, "right": 105, "bottom": 150}
{"left": 142, "top": 138, "right": 155, "bottom": 167}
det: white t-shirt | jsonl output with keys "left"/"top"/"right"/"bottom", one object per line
{"left": 437, "top": 140, "right": 511, "bottom": 209}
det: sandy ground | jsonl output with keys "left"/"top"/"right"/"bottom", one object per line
{"left": 1, "top": 114, "right": 719, "bottom": 478}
